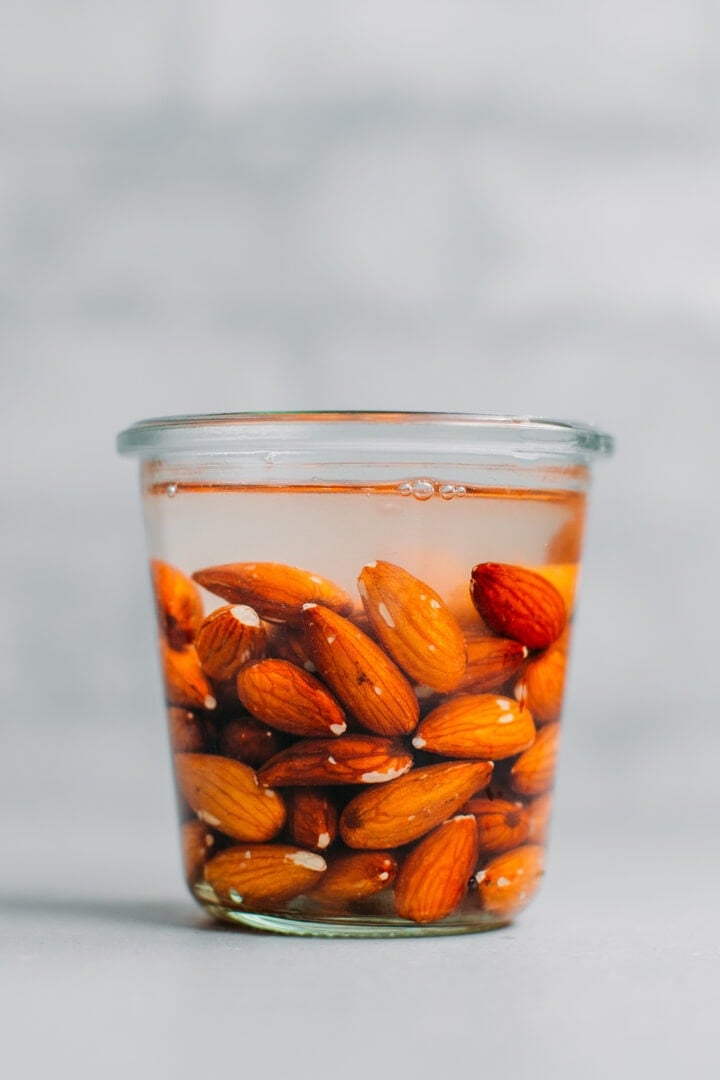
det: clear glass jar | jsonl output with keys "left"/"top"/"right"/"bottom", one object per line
{"left": 117, "top": 412, "right": 613, "bottom": 937}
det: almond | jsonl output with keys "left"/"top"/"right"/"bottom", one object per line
{"left": 257, "top": 735, "right": 413, "bottom": 787}
{"left": 195, "top": 605, "right": 267, "bottom": 682}
{"left": 217, "top": 715, "right": 284, "bottom": 768}
{"left": 527, "top": 792, "right": 553, "bottom": 844}
{"left": 340, "top": 760, "right": 493, "bottom": 849}
{"left": 161, "top": 642, "right": 217, "bottom": 712}
{"left": 457, "top": 633, "right": 529, "bottom": 693}
{"left": 358, "top": 561, "right": 467, "bottom": 692}
{"left": 205, "top": 844, "right": 326, "bottom": 906}
{"left": 463, "top": 797, "right": 530, "bottom": 855}
{"left": 530, "top": 564, "right": 579, "bottom": 616}
{"left": 167, "top": 707, "right": 209, "bottom": 754}
{"left": 394, "top": 815, "right": 479, "bottom": 924}
{"left": 473, "top": 844, "right": 544, "bottom": 918}
{"left": 266, "top": 624, "right": 317, "bottom": 672}
{"left": 514, "top": 637, "right": 568, "bottom": 724}
{"left": 181, "top": 819, "right": 215, "bottom": 884}
{"left": 286, "top": 788, "right": 338, "bottom": 851}
{"left": 151, "top": 559, "right": 204, "bottom": 649}
{"left": 236, "top": 658, "right": 346, "bottom": 737}
{"left": 510, "top": 723, "right": 560, "bottom": 796}
{"left": 174, "top": 752, "right": 286, "bottom": 841}
{"left": 548, "top": 512, "right": 585, "bottom": 563}
{"left": 302, "top": 605, "right": 419, "bottom": 736}
{"left": 412, "top": 694, "right": 535, "bottom": 760}
{"left": 309, "top": 851, "right": 397, "bottom": 904}
{"left": 192, "top": 562, "right": 352, "bottom": 625}
{"left": 470, "top": 563, "right": 567, "bottom": 650}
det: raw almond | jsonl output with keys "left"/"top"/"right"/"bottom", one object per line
{"left": 394, "top": 815, "right": 479, "bottom": 924}
{"left": 181, "top": 819, "right": 215, "bottom": 884}
{"left": 340, "top": 760, "right": 493, "bottom": 849}
{"left": 510, "top": 723, "right": 560, "bottom": 796}
{"left": 286, "top": 788, "right": 338, "bottom": 851}
{"left": 515, "top": 637, "right": 568, "bottom": 724}
{"left": 412, "top": 694, "right": 535, "bottom": 760}
{"left": 217, "top": 715, "right": 285, "bottom": 768}
{"left": 302, "top": 605, "right": 419, "bottom": 736}
{"left": 463, "top": 797, "right": 530, "bottom": 855}
{"left": 309, "top": 851, "right": 397, "bottom": 904}
{"left": 236, "top": 658, "right": 346, "bottom": 737}
{"left": 167, "top": 707, "right": 209, "bottom": 754}
{"left": 192, "top": 562, "right": 352, "bottom": 624}
{"left": 527, "top": 792, "right": 553, "bottom": 844}
{"left": 470, "top": 563, "right": 567, "bottom": 650}
{"left": 473, "top": 844, "right": 544, "bottom": 918}
{"left": 358, "top": 561, "right": 467, "bottom": 692}
{"left": 530, "top": 564, "right": 579, "bottom": 616}
{"left": 257, "top": 735, "right": 413, "bottom": 787}
{"left": 266, "top": 624, "right": 317, "bottom": 672}
{"left": 457, "top": 633, "right": 529, "bottom": 693}
{"left": 151, "top": 559, "right": 204, "bottom": 649}
{"left": 195, "top": 605, "right": 267, "bottom": 682}
{"left": 161, "top": 642, "right": 217, "bottom": 712}
{"left": 205, "top": 844, "right": 326, "bottom": 906}
{"left": 174, "top": 752, "right": 286, "bottom": 841}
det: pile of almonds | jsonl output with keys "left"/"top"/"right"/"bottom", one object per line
{"left": 155, "top": 555, "right": 575, "bottom": 926}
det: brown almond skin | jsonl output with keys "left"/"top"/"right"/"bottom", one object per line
{"left": 218, "top": 715, "right": 285, "bottom": 768}
{"left": 205, "top": 844, "right": 326, "bottom": 906}
{"left": 340, "top": 760, "right": 493, "bottom": 849}
{"left": 302, "top": 605, "right": 419, "bottom": 736}
{"left": 286, "top": 789, "right": 338, "bottom": 851}
{"left": 167, "top": 707, "right": 208, "bottom": 754}
{"left": 258, "top": 736, "right": 413, "bottom": 787}
{"left": 161, "top": 642, "right": 217, "bottom": 712}
{"left": 515, "top": 638, "right": 568, "bottom": 724}
{"left": 358, "top": 561, "right": 467, "bottom": 692}
{"left": 395, "top": 815, "right": 480, "bottom": 924}
{"left": 413, "top": 694, "right": 536, "bottom": 761}
{"left": 236, "top": 658, "right": 346, "bottom": 737}
{"left": 181, "top": 820, "right": 215, "bottom": 885}
{"left": 309, "top": 851, "right": 397, "bottom": 905}
{"left": 473, "top": 844, "right": 545, "bottom": 918}
{"left": 266, "top": 624, "right": 317, "bottom": 671}
{"left": 174, "top": 753, "right": 286, "bottom": 841}
{"left": 457, "top": 634, "right": 529, "bottom": 693}
{"left": 510, "top": 723, "right": 560, "bottom": 796}
{"left": 470, "top": 563, "right": 567, "bottom": 650}
{"left": 192, "top": 562, "right": 353, "bottom": 625}
{"left": 195, "top": 605, "right": 267, "bottom": 682}
{"left": 151, "top": 560, "right": 204, "bottom": 649}
{"left": 463, "top": 797, "right": 530, "bottom": 855}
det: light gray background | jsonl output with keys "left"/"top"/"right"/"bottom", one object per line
{"left": 1, "top": 3, "right": 718, "bottom": 1077}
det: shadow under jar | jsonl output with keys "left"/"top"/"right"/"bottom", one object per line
{"left": 117, "top": 412, "right": 613, "bottom": 937}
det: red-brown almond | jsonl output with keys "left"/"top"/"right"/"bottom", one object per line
{"left": 412, "top": 694, "right": 535, "bottom": 761}
{"left": 358, "top": 561, "right": 467, "bottom": 692}
{"left": 151, "top": 559, "right": 204, "bottom": 649}
{"left": 302, "top": 605, "right": 419, "bottom": 736}
{"left": 265, "top": 623, "right": 317, "bottom": 672}
{"left": 161, "top": 642, "right": 217, "bottom": 712}
{"left": 205, "top": 844, "right": 326, "bottom": 906}
{"left": 514, "top": 637, "right": 568, "bottom": 724}
{"left": 394, "top": 815, "right": 480, "bottom": 924}
{"left": 258, "top": 736, "right": 413, "bottom": 787}
{"left": 181, "top": 819, "right": 215, "bottom": 885}
{"left": 463, "top": 797, "right": 530, "bottom": 855}
{"left": 473, "top": 845, "right": 545, "bottom": 918}
{"left": 217, "top": 715, "right": 285, "bottom": 768}
{"left": 236, "top": 658, "right": 346, "bottom": 737}
{"left": 286, "top": 788, "right": 338, "bottom": 851}
{"left": 309, "top": 851, "right": 397, "bottom": 904}
{"left": 340, "top": 760, "right": 493, "bottom": 849}
{"left": 510, "top": 723, "right": 560, "bottom": 796}
{"left": 174, "top": 753, "right": 286, "bottom": 841}
{"left": 457, "top": 632, "right": 529, "bottom": 693}
{"left": 191, "top": 562, "right": 352, "bottom": 625}
{"left": 195, "top": 605, "right": 267, "bottom": 682}
{"left": 470, "top": 563, "right": 567, "bottom": 650}
{"left": 167, "top": 707, "right": 208, "bottom": 754}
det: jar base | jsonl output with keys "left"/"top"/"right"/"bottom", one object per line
{"left": 201, "top": 902, "right": 511, "bottom": 938}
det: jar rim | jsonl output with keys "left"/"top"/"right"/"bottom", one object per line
{"left": 117, "top": 411, "right": 614, "bottom": 462}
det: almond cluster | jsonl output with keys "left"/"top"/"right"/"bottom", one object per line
{"left": 154, "top": 555, "right": 575, "bottom": 926}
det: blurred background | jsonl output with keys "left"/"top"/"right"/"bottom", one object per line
{"left": 1, "top": 2, "right": 719, "bottom": 899}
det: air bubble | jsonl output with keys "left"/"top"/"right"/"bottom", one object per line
{"left": 398, "top": 482, "right": 413, "bottom": 497}
{"left": 404, "top": 479, "right": 435, "bottom": 500}
{"left": 165, "top": 483, "right": 177, "bottom": 498}
{"left": 439, "top": 483, "right": 467, "bottom": 500}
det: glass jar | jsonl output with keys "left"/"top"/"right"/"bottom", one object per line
{"left": 117, "top": 412, "right": 613, "bottom": 937}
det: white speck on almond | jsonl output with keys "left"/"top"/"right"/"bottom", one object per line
{"left": 497, "top": 876, "right": 511, "bottom": 888}
{"left": 243, "top": 850, "right": 252, "bottom": 859}
{"left": 498, "top": 715, "right": 514, "bottom": 724}
{"left": 302, "top": 603, "right": 317, "bottom": 611}
{"left": 378, "top": 602, "right": 395, "bottom": 628}
{"left": 327, "top": 756, "right": 337, "bottom": 765}
{"left": 287, "top": 851, "right": 326, "bottom": 871}
{"left": 326, "top": 634, "right": 336, "bottom": 645}
{"left": 309, "top": 575, "right": 323, "bottom": 585}
{"left": 317, "top": 832, "right": 331, "bottom": 849}
{"left": 197, "top": 810, "right": 220, "bottom": 827}
{"left": 361, "top": 766, "right": 408, "bottom": 783}
{"left": 231, "top": 604, "right": 261, "bottom": 627}
{"left": 204, "top": 695, "right": 217, "bottom": 710}
{"left": 429, "top": 598, "right": 441, "bottom": 610}
{"left": 496, "top": 698, "right": 511, "bottom": 710}
{"left": 475, "top": 870, "right": 487, "bottom": 884}
{"left": 330, "top": 722, "right": 346, "bottom": 735}
{"left": 411, "top": 736, "right": 426, "bottom": 749}
{"left": 379, "top": 871, "right": 389, "bottom": 881}
{"left": 303, "top": 660, "right": 317, "bottom": 672}
{"left": 373, "top": 685, "right": 383, "bottom": 696}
